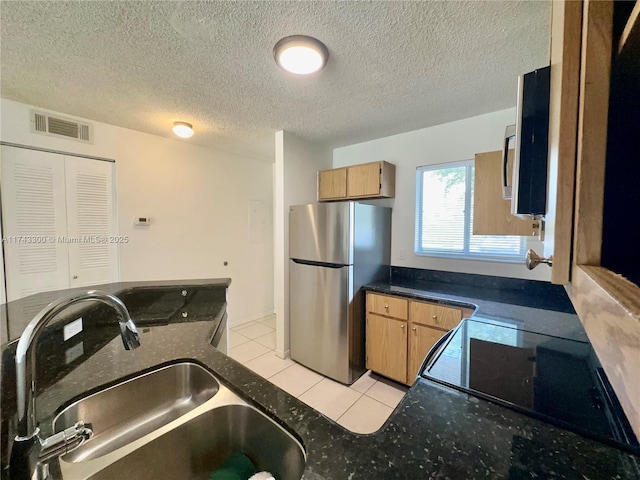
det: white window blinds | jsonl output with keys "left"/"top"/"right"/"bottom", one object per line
{"left": 415, "top": 161, "right": 525, "bottom": 262}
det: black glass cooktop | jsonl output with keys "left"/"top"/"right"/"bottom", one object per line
{"left": 421, "top": 318, "right": 639, "bottom": 454}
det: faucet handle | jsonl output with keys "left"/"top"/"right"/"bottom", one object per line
{"left": 39, "top": 422, "right": 93, "bottom": 463}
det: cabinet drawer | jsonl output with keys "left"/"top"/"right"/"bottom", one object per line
{"left": 367, "top": 293, "right": 408, "bottom": 320}
{"left": 409, "top": 300, "right": 462, "bottom": 330}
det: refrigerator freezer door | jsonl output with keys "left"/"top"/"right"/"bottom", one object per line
{"left": 289, "top": 203, "right": 352, "bottom": 265}
{"left": 290, "top": 259, "right": 353, "bottom": 383}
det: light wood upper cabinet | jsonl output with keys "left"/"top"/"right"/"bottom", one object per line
{"left": 472, "top": 150, "right": 539, "bottom": 236}
{"left": 318, "top": 168, "right": 347, "bottom": 200}
{"left": 317, "top": 161, "right": 395, "bottom": 201}
{"left": 347, "top": 162, "right": 379, "bottom": 197}
{"left": 366, "top": 313, "right": 407, "bottom": 384}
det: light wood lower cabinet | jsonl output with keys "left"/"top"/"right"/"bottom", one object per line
{"left": 408, "top": 323, "right": 447, "bottom": 384}
{"left": 366, "top": 292, "right": 472, "bottom": 385}
{"left": 365, "top": 313, "right": 407, "bottom": 384}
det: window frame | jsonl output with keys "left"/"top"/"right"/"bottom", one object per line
{"left": 415, "top": 160, "right": 526, "bottom": 263}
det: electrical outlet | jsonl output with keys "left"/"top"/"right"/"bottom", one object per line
{"left": 63, "top": 317, "right": 83, "bottom": 341}
{"left": 399, "top": 250, "right": 406, "bottom": 260}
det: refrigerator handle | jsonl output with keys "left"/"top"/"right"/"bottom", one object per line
{"left": 290, "top": 258, "right": 347, "bottom": 269}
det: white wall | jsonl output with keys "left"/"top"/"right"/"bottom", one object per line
{"left": 333, "top": 108, "right": 551, "bottom": 282}
{"left": 0, "top": 98, "right": 274, "bottom": 324}
{"left": 274, "top": 130, "right": 332, "bottom": 358}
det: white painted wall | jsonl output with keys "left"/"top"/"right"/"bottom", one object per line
{"left": 333, "top": 108, "right": 551, "bottom": 282}
{"left": 274, "top": 130, "right": 332, "bottom": 358}
{"left": 0, "top": 98, "right": 274, "bottom": 324}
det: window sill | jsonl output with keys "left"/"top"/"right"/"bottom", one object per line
{"left": 414, "top": 251, "right": 526, "bottom": 264}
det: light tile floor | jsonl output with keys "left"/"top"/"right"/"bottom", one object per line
{"left": 228, "top": 315, "right": 409, "bottom": 434}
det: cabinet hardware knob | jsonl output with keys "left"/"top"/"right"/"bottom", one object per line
{"left": 400, "top": 324, "right": 405, "bottom": 329}
{"left": 432, "top": 315, "right": 437, "bottom": 319}
{"left": 525, "top": 249, "right": 553, "bottom": 270}
{"left": 412, "top": 327, "right": 416, "bottom": 331}
{"left": 72, "top": 275, "right": 78, "bottom": 279}
{"left": 384, "top": 304, "right": 389, "bottom": 310}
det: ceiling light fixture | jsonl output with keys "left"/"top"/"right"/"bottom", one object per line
{"left": 273, "top": 35, "right": 328, "bottom": 75}
{"left": 172, "top": 121, "right": 194, "bottom": 138}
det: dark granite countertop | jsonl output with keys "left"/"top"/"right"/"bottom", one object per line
{"left": 364, "top": 271, "right": 589, "bottom": 343}
{"left": 2, "top": 279, "right": 639, "bottom": 479}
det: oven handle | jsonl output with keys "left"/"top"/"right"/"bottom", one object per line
{"left": 502, "top": 124, "right": 516, "bottom": 199}
{"left": 419, "top": 329, "right": 454, "bottom": 376}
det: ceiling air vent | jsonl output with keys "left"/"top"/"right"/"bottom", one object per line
{"left": 31, "top": 111, "right": 92, "bottom": 143}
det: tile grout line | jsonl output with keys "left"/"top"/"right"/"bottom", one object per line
{"left": 231, "top": 340, "right": 271, "bottom": 364}
{"left": 293, "top": 374, "right": 325, "bottom": 398}
{"left": 333, "top": 391, "right": 365, "bottom": 424}
{"left": 234, "top": 325, "right": 275, "bottom": 338}
{"left": 335, "top": 393, "right": 392, "bottom": 427}
{"left": 352, "top": 379, "right": 378, "bottom": 396}
{"left": 246, "top": 353, "right": 394, "bottom": 432}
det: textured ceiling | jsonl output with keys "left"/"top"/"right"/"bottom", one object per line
{"left": 0, "top": 1, "right": 550, "bottom": 161}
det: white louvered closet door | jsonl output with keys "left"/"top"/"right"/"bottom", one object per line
{"left": 1, "top": 146, "right": 70, "bottom": 301}
{"left": 64, "top": 156, "right": 118, "bottom": 288}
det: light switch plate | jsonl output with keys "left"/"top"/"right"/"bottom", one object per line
{"left": 63, "top": 317, "right": 83, "bottom": 341}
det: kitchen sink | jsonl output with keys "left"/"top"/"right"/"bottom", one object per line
{"left": 52, "top": 361, "right": 306, "bottom": 480}
{"left": 87, "top": 404, "right": 306, "bottom": 480}
{"left": 53, "top": 362, "right": 220, "bottom": 463}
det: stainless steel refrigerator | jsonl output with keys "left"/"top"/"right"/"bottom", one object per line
{"left": 289, "top": 202, "right": 391, "bottom": 384}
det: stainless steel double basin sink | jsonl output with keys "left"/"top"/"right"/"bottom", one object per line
{"left": 52, "top": 362, "right": 306, "bottom": 480}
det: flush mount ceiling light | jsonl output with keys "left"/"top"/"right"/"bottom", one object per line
{"left": 273, "top": 35, "right": 328, "bottom": 75}
{"left": 172, "top": 121, "right": 194, "bottom": 138}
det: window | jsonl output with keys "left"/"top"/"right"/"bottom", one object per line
{"left": 415, "top": 161, "right": 525, "bottom": 262}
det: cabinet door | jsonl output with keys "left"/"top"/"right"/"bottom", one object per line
{"left": 65, "top": 156, "right": 118, "bottom": 288}
{"left": 318, "top": 168, "right": 347, "bottom": 200}
{"left": 1, "top": 146, "right": 70, "bottom": 301}
{"left": 366, "top": 313, "right": 407, "bottom": 383}
{"left": 408, "top": 324, "right": 446, "bottom": 384}
{"left": 473, "top": 151, "right": 537, "bottom": 236}
{"left": 347, "top": 162, "right": 381, "bottom": 197}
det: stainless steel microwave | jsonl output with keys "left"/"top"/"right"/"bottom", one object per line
{"left": 502, "top": 66, "right": 551, "bottom": 218}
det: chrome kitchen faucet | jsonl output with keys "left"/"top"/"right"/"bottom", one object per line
{"left": 9, "top": 290, "right": 141, "bottom": 480}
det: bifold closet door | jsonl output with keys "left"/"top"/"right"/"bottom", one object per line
{"left": 64, "top": 155, "right": 118, "bottom": 288}
{"left": 1, "top": 146, "right": 119, "bottom": 301}
{"left": 1, "top": 146, "right": 70, "bottom": 301}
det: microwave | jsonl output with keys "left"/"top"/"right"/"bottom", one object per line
{"left": 502, "top": 66, "right": 551, "bottom": 218}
